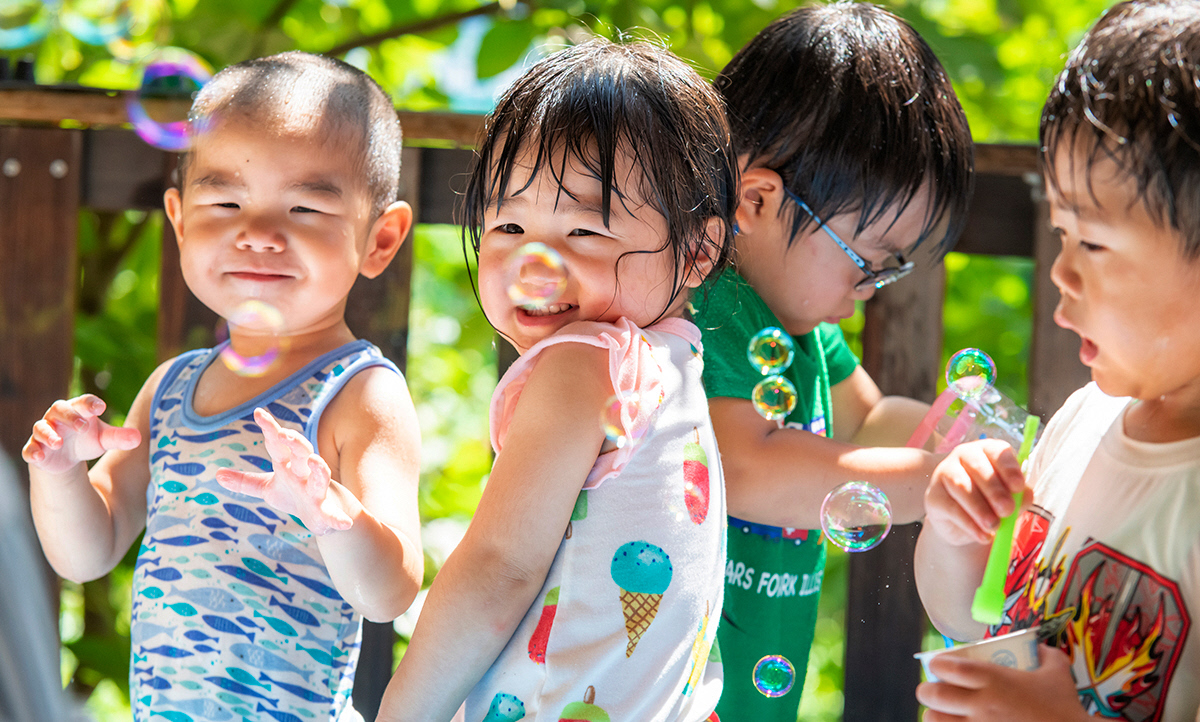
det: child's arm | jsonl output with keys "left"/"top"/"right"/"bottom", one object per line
{"left": 712, "top": 367, "right": 938, "bottom": 528}
{"left": 22, "top": 364, "right": 168, "bottom": 583}
{"left": 917, "top": 644, "right": 1094, "bottom": 721}
{"left": 913, "top": 439, "right": 1025, "bottom": 641}
{"left": 378, "top": 343, "right": 611, "bottom": 721}
{"left": 216, "top": 368, "right": 423, "bottom": 622}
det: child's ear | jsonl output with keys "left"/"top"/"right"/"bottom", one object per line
{"left": 737, "top": 166, "right": 785, "bottom": 237}
{"left": 164, "top": 187, "right": 185, "bottom": 245}
{"left": 361, "top": 201, "right": 414, "bottom": 279}
{"left": 683, "top": 217, "right": 725, "bottom": 289}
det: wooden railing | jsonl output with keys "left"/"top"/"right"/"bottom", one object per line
{"left": 0, "top": 86, "right": 1090, "bottom": 721}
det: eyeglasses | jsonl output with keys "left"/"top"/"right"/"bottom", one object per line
{"left": 784, "top": 188, "right": 915, "bottom": 292}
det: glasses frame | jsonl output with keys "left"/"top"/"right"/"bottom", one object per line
{"left": 784, "top": 188, "right": 915, "bottom": 292}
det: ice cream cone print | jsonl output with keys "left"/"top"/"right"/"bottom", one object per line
{"left": 483, "top": 692, "right": 526, "bottom": 722}
{"left": 683, "top": 428, "right": 710, "bottom": 525}
{"left": 528, "top": 586, "right": 559, "bottom": 664}
{"left": 558, "top": 686, "right": 610, "bottom": 722}
{"left": 610, "top": 541, "right": 672, "bottom": 657}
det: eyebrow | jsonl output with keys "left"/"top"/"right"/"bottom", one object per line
{"left": 493, "top": 189, "right": 607, "bottom": 218}
{"left": 188, "top": 173, "right": 344, "bottom": 198}
{"left": 286, "top": 179, "right": 344, "bottom": 198}
{"left": 189, "top": 172, "right": 240, "bottom": 189}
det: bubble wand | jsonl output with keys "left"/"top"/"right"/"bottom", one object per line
{"left": 970, "top": 414, "right": 1039, "bottom": 625}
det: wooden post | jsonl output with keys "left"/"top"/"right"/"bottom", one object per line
{"left": 0, "top": 126, "right": 82, "bottom": 476}
{"left": 0, "top": 126, "right": 83, "bottom": 632}
{"left": 348, "top": 146, "right": 422, "bottom": 721}
{"left": 843, "top": 259, "right": 944, "bottom": 722}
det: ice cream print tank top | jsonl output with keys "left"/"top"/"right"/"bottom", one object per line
{"left": 130, "top": 339, "right": 399, "bottom": 722}
{"left": 468, "top": 318, "right": 727, "bottom": 721}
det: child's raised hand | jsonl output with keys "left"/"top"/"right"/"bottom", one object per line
{"left": 215, "top": 407, "right": 353, "bottom": 535}
{"left": 22, "top": 395, "right": 141, "bottom": 474}
{"left": 924, "top": 439, "right": 1026, "bottom": 547}
{"left": 916, "top": 644, "right": 1088, "bottom": 722}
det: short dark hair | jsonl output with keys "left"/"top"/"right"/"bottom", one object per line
{"left": 181, "top": 51, "right": 402, "bottom": 219}
{"left": 1041, "top": 0, "right": 1200, "bottom": 259}
{"left": 462, "top": 39, "right": 738, "bottom": 324}
{"left": 715, "top": 2, "right": 974, "bottom": 258}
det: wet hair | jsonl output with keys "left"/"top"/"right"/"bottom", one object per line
{"left": 715, "top": 2, "right": 974, "bottom": 258}
{"left": 180, "top": 51, "right": 402, "bottom": 219}
{"left": 1041, "top": 0, "right": 1200, "bottom": 259}
{"left": 462, "top": 39, "right": 738, "bottom": 323}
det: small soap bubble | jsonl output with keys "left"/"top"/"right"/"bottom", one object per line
{"left": 506, "top": 242, "right": 567, "bottom": 308}
{"left": 946, "top": 348, "right": 996, "bottom": 400}
{"left": 747, "top": 327, "right": 795, "bottom": 376}
{"left": 820, "top": 481, "right": 892, "bottom": 553}
{"left": 125, "top": 48, "right": 213, "bottom": 152}
{"left": 0, "top": 0, "right": 54, "bottom": 49}
{"left": 752, "top": 655, "right": 795, "bottom": 698}
{"left": 751, "top": 375, "right": 797, "bottom": 421}
{"left": 60, "top": 0, "right": 131, "bottom": 47}
{"left": 600, "top": 392, "right": 641, "bottom": 449}
{"left": 217, "top": 300, "right": 287, "bottom": 378}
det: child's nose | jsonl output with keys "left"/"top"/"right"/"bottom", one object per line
{"left": 1049, "top": 248, "right": 1080, "bottom": 298}
{"left": 236, "top": 217, "right": 286, "bottom": 252}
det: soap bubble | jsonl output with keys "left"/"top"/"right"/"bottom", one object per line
{"left": 751, "top": 375, "right": 797, "bottom": 421}
{"left": 821, "top": 481, "right": 892, "bottom": 552}
{"left": 506, "top": 242, "right": 566, "bottom": 308}
{"left": 0, "top": 0, "right": 55, "bottom": 49}
{"left": 946, "top": 348, "right": 996, "bottom": 400}
{"left": 125, "top": 48, "right": 213, "bottom": 152}
{"left": 600, "top": 392, "right": 641, "bottom": 449}
{"left": 752, "top": 654, "right": 795, "bottom": 698}
{"left": 747, "top": 327, "right": 795, "bottom": 376}
{"left": 60, "top": 0, "right": 131, "bottom": 47}
{"left": 217, "top": 300, "right": 287, "bottom": 378}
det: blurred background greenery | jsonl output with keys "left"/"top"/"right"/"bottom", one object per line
{"left": 7, "top": 0, "right": 1111, "bottom": 718}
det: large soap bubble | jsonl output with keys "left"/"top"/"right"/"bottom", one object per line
{"left": 506, "top": 242, "right": 567, "bottom": 308}
{"left": 0, "top": 0, "right": 55, "bottom": 49}
{"left": 125, "top": 48, "right": 213, "bottom": 152}
{"left": 60, "top": 0, "right": 131, "bottom": 47}
{"left": 751, "top": 375, "right": 797, "bottom": 422}
{"left": 217, "top": 300, "right": 287, "bottom": 378}
{"left": 820, "top": 481, "right": 892, "bottom": 552}
{"left": 946, "top": 347, "right": 996, "bottom": 400}
{"left": 747, "top": 327, "right": 795, "bottom": 376}
{"left": 752, "top": 654, "right": 796, "bottom": 698}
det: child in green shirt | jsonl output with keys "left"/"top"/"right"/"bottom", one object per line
{"left": 693, "top": 4, "right": 975, "bottom": 719}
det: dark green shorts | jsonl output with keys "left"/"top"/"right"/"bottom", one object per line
{"left": 714, "top": 518, "right": 825, "bottom": 722}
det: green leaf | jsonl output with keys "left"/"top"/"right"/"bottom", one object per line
{"left": 476, "top": 17, "right": 536, "bottom": 79}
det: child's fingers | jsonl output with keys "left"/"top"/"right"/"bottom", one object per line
{"left": 915, "top": 679, "right": 976, "bottom": 717}
{"left": 937, "top": 462, "right": 999, "bottom": 543}
{"left": 215, "top": 468, "right": 273, "bottom": 497}
{"left": 21, "top": 437, "right": 47, "bottom": 464}
{"left": 959, "top": 441, "right": 1022, "bottom": 517}
{"left": 99, "top": 423, "right": 141, "bottom": 452}
{"left": 29, "top": 419, "right": 63, "bottom": 450}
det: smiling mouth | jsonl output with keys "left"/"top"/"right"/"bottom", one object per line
{"left": 520, "top": 303, "right": 574, "bottom": 317}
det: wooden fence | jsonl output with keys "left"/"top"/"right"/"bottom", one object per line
{"left": 0, "top": 86, "right": 1090, "bottom": 721}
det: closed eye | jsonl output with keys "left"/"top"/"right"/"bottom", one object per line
{"left": 215, "top": 202, "right": 240, "bottom": 209}
{"left": 1080, "top": 240, "right": 1104, "bottom": 252}
{"left": 568, "top": 228, "right": 599, "bottom": 236}
{"left": 292, "top": 206, "right": 321, "bottom": 214}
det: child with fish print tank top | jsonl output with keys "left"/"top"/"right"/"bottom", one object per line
{"left": 132, "top": 341, "right": 395, "bottom": 720}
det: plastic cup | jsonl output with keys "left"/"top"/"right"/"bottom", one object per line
{"left": 913, "top": 627, "right": 1040, "bottom": 682}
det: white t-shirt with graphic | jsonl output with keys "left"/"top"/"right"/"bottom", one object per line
{"left": 989, "top": 383, "right": 1200, "bottom": 722}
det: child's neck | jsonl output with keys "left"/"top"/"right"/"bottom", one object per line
{"left": 192, "top": 320, "right": 357, "bottom": 418}
{"left": 1123, "top": 390, "right": 1200, "bottom": 443}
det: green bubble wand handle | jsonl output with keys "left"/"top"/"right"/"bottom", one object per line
{"left": 970, "top": 415, "right": 1040, "bottom": 625}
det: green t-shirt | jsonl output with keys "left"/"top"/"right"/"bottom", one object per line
{"left": 696, "top": 268, "right": 859, "bottom": 435}
{"left": 693, "top": 268, "right": 859, "bottom": 721}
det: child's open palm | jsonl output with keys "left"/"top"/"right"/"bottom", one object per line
{"left": 215, "top": 407, "right": 353, "bottom": 535}
{"left": 23, "top": 395, "right": 142, "bottom": 474}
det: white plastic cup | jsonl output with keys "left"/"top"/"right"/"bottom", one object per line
{"left": 913, "top": 627, "right": 1040, "bottom": 683}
